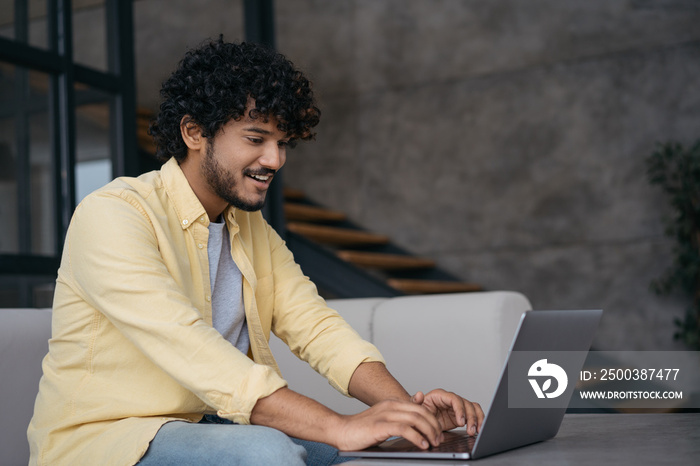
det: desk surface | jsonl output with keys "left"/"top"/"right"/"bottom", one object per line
{"left": 346, "top": 413, "right": 700, "bottom": 465}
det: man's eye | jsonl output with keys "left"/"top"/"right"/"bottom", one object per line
{"left": 278, "top": 140, "right": 290, "bottom": 147}
{"left": 248, "top": 137, "right": 263, "bottom": 144}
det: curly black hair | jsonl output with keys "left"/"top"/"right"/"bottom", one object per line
{"left": 149, "top": 37, "right": 320, "bottom": 162}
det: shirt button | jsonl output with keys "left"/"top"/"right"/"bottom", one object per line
{"left": 205, "top": 295, "right": 211, "bottom": 302}
{"left": 182, "top": 219, "right": 189, "bottom": 226}
{"left": 199, "top": 217, "right": 206, "bottom": 223}
{"left": 197, "top": 243, "right": 204, "bottom": 249}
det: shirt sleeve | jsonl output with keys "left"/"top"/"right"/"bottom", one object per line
{"left": 265, "top": 223, "right": 386, "bottom": 396}
{"left": 63, "top": 190, "right": 287, "bottom": 424}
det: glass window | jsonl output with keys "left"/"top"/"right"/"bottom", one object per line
{"left": 0, "top": 62, "right": 54, "bottom": 256}
{"left": 75, "top": 86, "right": 113, "bottom": 203}
{"left": 73, "top": 0, "right": 107, "bottom": 71}
{"left": 0, "top": 0, "right": 49, "bottom": 49}
{"left": 28, "top": 0, "right": 48, "bottom": 50}
{"left": 0, "top": 1, "right": 16, "bottom": 42}
{"left": 0, "top": 276, "right": 56, "bottom": 308}
{"left": 0, "top": 0, "right": 137, "bottom": 308}
{"left": 0, "top": 64, "right": 19, "bottom": 253}
{"left": 29, "top": 99, "right": 55, "bottom": 256}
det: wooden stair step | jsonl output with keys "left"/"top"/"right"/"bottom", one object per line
{"left": 387, "top": 279, "right": 482, "bottom": 295}
{"left": 285, "top": 203, "right": 346, "bottom": 223}
{"left": 284, "top": 187, "right": 306, "bottom": 200}
{"left": 136, "top": 111, "right": 156, "bottom": 154}
{"left": 337, "top": 250, "right": 435, "bottom": 270}
{"left": 137, "top": 121, "right": 151, "bottom": 136}
{"left": 137, "top": 106, "right": 154, "bottom": 118}
{"left": 137, "top": 132, "right": 156, "bottom": 155}
{"left": 287, "top": 222, "right": 389, "bottom": 246}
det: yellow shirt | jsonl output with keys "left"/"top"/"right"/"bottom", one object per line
{"left": 27, "top": 158, "right": 384, "bottom": 466}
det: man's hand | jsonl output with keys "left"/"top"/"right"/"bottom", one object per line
{"left": 251, "top": 387, "right": 444, "bottom": 452}
{"left": 411, "top": 389, "right": 484, "bottom": 436}
{"left": 333, "top": 398, "right": 444, "bottom": 451}
{"left": 251, "top": 364, "right": 484, "bottom": 453}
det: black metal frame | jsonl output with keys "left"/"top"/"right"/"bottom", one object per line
{"left": 0, "top": 0, "right": 137, "bottom": 307}
{"left": 243, "top": 0, "right": 287, "bottom": 238}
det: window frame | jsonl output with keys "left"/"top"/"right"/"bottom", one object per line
{"left": 0, "top": 0, "right": 137, "bottom": 306}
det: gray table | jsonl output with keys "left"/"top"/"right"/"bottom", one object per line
{"left": 347, "top": 413, "right": 700, "bottom": 465}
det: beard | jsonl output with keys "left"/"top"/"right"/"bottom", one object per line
{"left": 201, "top": 141, "right": 270, "bottom": 212}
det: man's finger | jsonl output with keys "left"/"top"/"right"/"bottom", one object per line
{"left": 465, "top": 400, "right": 484, "bottom": 435}
{"left": 475, "top": 401, "right": 485, "bottom": 432}
{"left": 427, "top": 389, "right": 468, "bottom": 427}
{"left": 411, "top": 391, "right": 425, "bottom": 405}
{"left": 377, "top": 400, "right": 442, "bottom": 446}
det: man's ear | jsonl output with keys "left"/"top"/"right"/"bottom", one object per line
{"left": 180, "top": 115, "right": 204, "bottom": 151}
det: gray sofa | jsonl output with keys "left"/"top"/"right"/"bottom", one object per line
{"left": 0, "top": 291, "right": 531, "bottom": 465}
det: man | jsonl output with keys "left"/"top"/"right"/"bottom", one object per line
{"left": 28, "top": 38, "right": 483, "bottom": 466}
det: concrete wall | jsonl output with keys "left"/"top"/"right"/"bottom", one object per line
{"left": 134, "top": 0, "right": 245, "bottom": 109}
{"left": 128, "top": 0, "right": 700, "bottom": 350}
{"left": 273, "top": 0, "right": 700, "bottom": 350}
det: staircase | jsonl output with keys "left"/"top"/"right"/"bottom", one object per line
{"left": 283, "top": 188, "right": 482, "bottom": 298}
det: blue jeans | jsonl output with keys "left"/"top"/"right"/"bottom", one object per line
{"left": 136, "top": 415, "right": 355, "bottom": 466}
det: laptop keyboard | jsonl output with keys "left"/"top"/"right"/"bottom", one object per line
{"left": 368, "top": 430, "right": 477, "bottom": 454}
{"left": 429, "top": 431, "right": 477, "bottom": 453}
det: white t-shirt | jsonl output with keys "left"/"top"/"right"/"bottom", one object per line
{"left": 207, "top": 219, "right": 250, "bottom": 355}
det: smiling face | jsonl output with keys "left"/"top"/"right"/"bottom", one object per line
{"left": 179, "top": 111, "right": 290, "bottom": 219}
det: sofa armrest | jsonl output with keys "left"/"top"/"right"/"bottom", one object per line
{"left": 0, "top": 308, "right": 52, "bottom": 466}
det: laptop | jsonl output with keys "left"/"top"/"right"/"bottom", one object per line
{"left": 339, "top": 309, "right": 602, "bottom": 460}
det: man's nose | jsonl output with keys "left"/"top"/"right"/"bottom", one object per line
{"left": 259, "top": 143, "right": 284, "bottom": 170}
